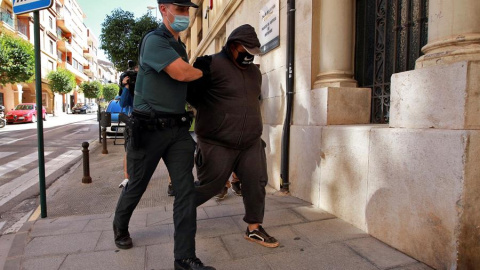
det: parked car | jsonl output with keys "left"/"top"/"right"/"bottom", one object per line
{"left": 87, "top": 103, "right": 98, "bottom": 113}
{"left": 5, "top": 103, "right": 47, "bottom": 124}
{"left": 105, "top": 97, "right": 131, "bottom": 137}
{"left": 72, "top": 103, "right": 92, "bottom": 114}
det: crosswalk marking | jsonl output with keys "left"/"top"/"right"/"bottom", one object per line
{"left": 0, "top": 152, "right": 52, "bottom": 179}
{"left": 0, "top": 150, "right": 77, "bottom": 208}
{"left": 0, "top": 152, "right": 15, "bottom": 159}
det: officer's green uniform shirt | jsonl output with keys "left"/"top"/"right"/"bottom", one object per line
{"left": 134, "top": 24, "right": 189, "bottom": 114}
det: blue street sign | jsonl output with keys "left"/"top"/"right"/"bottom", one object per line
{"left": 13, "top": 0, "right": 53, "bottom": 15}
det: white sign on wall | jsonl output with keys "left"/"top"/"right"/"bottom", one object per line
{"left": 259, "top": 0, "right": 280, "bottom": 55}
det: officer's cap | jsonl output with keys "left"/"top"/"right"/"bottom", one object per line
{"left": 157, "top": 0, "right": 199, "bottom": 8}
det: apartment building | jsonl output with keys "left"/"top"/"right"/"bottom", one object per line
{"left": 0, "top": 0, "right": 103, "bottom": 114}
{"left": 184, "top": 0, "right": 480, "bottom": 268}
{"left": 97, "top": 59, "right": 118, "bottom": 86}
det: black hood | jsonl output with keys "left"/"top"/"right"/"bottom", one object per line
{"left": 225, "top": 24, "right": 261, "bottom": 55}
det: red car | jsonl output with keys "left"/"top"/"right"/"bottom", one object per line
{"left": 5, "top": 103, "right": 47, "bottom": 124}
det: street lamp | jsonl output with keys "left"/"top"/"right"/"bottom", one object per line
{"left": 147, "top": 6, "right": 157, "bottom": 20}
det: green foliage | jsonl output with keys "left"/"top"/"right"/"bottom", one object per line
{"left": 0, "top": 33, "right": 35, "bottom": 85}
{"left": 99, "top": 8, "right": 159, "bottom": 72}
{"left": 80, "top": 80, "right": 102, "bottom": 99}
{"left": 46, "top": 68, "right": 76, "bottom": 94}
{"left": 102, "top": 83, "right": 119, "bottom": 101}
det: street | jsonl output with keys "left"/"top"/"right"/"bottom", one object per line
{"left": 0, "top": 113, "right": 99, "bottom": 234}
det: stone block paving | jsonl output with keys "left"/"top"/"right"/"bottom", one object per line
{"left": 0, "top": 139, "right": 433, "bottom": 270}
{"left": 3, "top": 193, "right": 433, "bottom": 270}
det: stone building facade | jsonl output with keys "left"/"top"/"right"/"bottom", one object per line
{"left": 184, "top": 0, "right": 480, "bottom": 269}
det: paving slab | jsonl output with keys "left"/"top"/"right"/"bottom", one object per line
{"left": 146, "top": 209, "right": 174, "bottom": 226}
{"left": 292, "top": 218, "right": 369, "bottom": 245}
{"left": 264, "top": 243, "right": 377, "bottom": 270}
{"left": 129, "top": 224, "right": 173, "bottom": 246}
{"left": 195, "top": 237, "right": 233, "bottom": 264}
{"left": 213, "top": 257, "right": 272, "bottom": 270}
{"left": 345, "top": 237, "right": 418, "bottom": 269}
{"left": 7, "top": 231, "right": 28, "bottom": 258}
{"left": 82, "top": 216, "right": 114, "bottom": 232}
{"left": 146, "top": 242, "right": 175, "bottom": 270}
{"left": 203, "top": 202, "right": 247, "bottom": 219}
{"left": 390, "top": 262, "right": 434, "bottom": 270}
{"left": 59, "top": 247, "right": 145, "bottom": 270}
{"left": 291, "top": 205, "right": 337, "bottom": 221}
{"left": 22, "top": 255, "right": 66, "bottom": 270}
{"left": 24, "top": 232, "right": 101, "bottom": 257}
{"left": 29, "top": 219, "right": 89, "bottom": 237}
{"left": 196, "top": 217, "right": 240, "bottom": 239}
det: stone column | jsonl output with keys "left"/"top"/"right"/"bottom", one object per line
{"left": 16, "top": 84, "right": 23, "bottom": 104}
{"left": 416, "top": 0, "right": 480, "bottom": 68}
{"left": 313, "top": 0, "right": 357, "bottom": 88}
{"left": 306, "top": 0, "right": 370, "bottom": 125}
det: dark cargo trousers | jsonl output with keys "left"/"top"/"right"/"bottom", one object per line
{"left": 113, "top": 125, "right": 197, "bottom": 260}
{"left": 195, "top": 139, "right": 268, "bottom": 224}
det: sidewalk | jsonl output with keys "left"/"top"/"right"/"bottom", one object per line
{"left": 1, "top": 139, "right": 432, "bottom": 270}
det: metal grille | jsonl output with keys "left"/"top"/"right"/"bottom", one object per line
{"left": 355, "top": 0, "right": 428, "bottom": 123}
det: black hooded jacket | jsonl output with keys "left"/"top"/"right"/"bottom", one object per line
{"left": 187, "top": 48, "right": 263, "bottom": 150}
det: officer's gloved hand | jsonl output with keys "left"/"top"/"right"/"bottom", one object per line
{"left": 194, "top": 56, "right": 212, "bottom": 80}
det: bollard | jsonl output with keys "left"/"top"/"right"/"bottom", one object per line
{"left": 98, "top": 105, "right": 102, "bottom": 143}
{"left": 82, "top": 142, "right": 92, "bottom": 184}
{"left": 98, "top": 119, "right": 102, "bottom": 144}
{"left": 102, "top": 127, "right": 108, "bottom": 154}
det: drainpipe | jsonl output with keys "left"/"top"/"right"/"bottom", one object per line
{"left": 280, "top": 0, "right": 295, "bottom": 193}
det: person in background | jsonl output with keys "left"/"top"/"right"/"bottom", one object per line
{"left": 119, "top": 70, "right": 135, "bottom": 188}
{"left": 215, "top": 172, "right": 242, "bottom": 199}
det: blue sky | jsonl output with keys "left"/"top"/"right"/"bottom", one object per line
{"left": 76, "top": 0, "right": 162, "bottom": 60}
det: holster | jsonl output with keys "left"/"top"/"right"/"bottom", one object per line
{"left": 122, "top": 114, "right": 142, "bottom": 150}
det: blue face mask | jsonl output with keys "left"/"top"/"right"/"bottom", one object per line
{"left": 167, "top": 8, "right": 190, "bottom": 32}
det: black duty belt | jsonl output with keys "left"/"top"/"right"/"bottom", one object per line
{"left": 132, "top": 109, "right": 191, "bottom": 128}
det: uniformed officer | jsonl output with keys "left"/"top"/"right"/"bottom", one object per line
{"left": 188, "top": 24, "right": 279, "bottom": 249}
{"left": 113, "top": 1, "right": 215, "bottom": 269}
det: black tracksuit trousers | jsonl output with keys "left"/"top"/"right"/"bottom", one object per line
{"left": 195, "top": 138, "right": 268, "bottom": 224}
{"left": 113, "top": 125, "right": 197, "bottom": 260}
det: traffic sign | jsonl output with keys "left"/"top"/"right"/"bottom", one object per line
{"left": 13, "top": 0, "right": 53, "bottom": 15}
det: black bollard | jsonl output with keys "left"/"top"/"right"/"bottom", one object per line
{"left": 102, "top": 127, "right": 108, "bottom": 154}
{"left": 82, "top": 142, "right": 92, "bottom": 183}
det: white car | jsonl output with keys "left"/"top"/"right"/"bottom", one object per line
{"left": 87, "top": 103, "right": 99, "bottom": 113}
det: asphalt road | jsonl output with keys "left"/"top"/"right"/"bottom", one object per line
{"left": 0, "top": 113, "right": 99, "bottom": 234}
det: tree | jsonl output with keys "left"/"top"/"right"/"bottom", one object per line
{"left": 99, "top": 9, "right": 159, "bottom": 72}
{"left": 46, "top": 68, "right": 76, "bottom": 115}
{"left": 0, "top": 33, "right": 35, "bottom": 85}
{"left": 102, "top": 83, "right": 119, "bottom": 102}
{"left": 46, "top": 68, "right": 76, "bottom": 94}
{"left": 80, "top": 81, "right": 102, "bottom": 100}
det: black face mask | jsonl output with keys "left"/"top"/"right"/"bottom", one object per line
{"left": 235, "top": 51, "right": 254, "bottom": 67}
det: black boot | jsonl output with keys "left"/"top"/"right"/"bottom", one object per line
{"left": 174, "top": 257, "right": 216, "bottom": 270}
{"left": 113, "top": 224, "right": 133, "bottom": 249}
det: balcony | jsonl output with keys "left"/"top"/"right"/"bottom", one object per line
{"left": 0, "top": 8, "right": 14, "bottom": 30}
{"left": 83, "top": 48, "right": 93, "bottom": 59}
{"left": 84, "top": 65, "right": 94, "bottom": 76}
{"left": 57, "top": 39, "right": 72, "bottom": 52}
{"left": 57, "top": 17, "right": 72, "bottom": 33}
{"left": 65, "top": 62, "right": 89, "bottom": 82}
